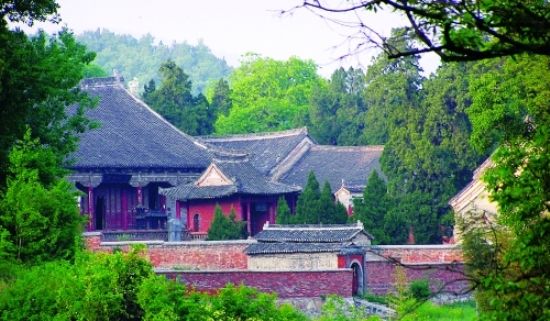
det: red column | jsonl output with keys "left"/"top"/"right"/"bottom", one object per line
{"left": 246, "top": 199, "right": 252, "bottom": 236}
{"left": 87, "top": 186, "right": 94, "bottom": 230}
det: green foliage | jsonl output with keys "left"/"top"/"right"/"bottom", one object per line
{"left": 306, "top": 67, "right": 367, "bottom": 145}
{"left": 0, "top": 131, "right": 84, "bottom": 264}
{"left": 294, "top": 171, "right": 321, "bottom": 224}
{"left": 215, "top": 54, "right": 323, "bottom": 134}
{"left": 207, "top": 205, "right": 245, "bottom": 240}
{"left": 463, "top": 54, "right": 550, "bottom": 321}
{"left": 0, "top": 248, "right": 154, "bottom": 321}
{"left": 380, "top": 56, "right": 485, "bottom": 244}
{"left": 276, "top": 196, "right": 292, "bottom": 224}
{"left": 362, "top": 292, "right": 388, "bottom": 305}
{"left": 408, "top": 279, "right": 431, "bottom": 301}
{"left": 138, "top": 275, "right": 209, "bottom": 321}
{"left": 206, "top": 78, "right": 232, "bottom": 116}
{"left": 143, "top": 60, "right": 215, "bottom": 135}
{"left": 319, "top": 182, "right": 347, "bottom": 224}
{"left": 362, "top": 29, "right": 423, "bottom": 145}
{"left": 0, "top": 28, "right": 96, "bottom": 188}
{"left": 352, "top": 171, "right": 388, "bottom": 244}
{"left": 316, "top": 296, "right": 381, "bottom": 321}
{"left": 294, "top": 174, "right": 347, "bottom": 224}
{"left": 399, "top": 301, "right": 477, "bottom": 321}
{"left": 77, "top": 29, "right": 231, "bottom": 94}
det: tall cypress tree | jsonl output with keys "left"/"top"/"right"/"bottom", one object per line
{"left": 275, "top": 197, "right": 292, "bottom": 224}
{"left": 319, "top": 181, "right": 347, "bottom": 224}
{"left": 294, "top": 171, "right": 321, "bottom": 224}
{"left": 353, "top": 171, "right": 388, "bottom": 244}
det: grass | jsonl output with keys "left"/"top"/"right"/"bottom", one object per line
{"left": 400, "top": 301, "right": 477, "bottom": 321}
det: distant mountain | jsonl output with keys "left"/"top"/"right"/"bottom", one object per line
{"left": 77, "top": 29, "right": 232, "bottom": 93}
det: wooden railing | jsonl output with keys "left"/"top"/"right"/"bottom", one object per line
{"left": 101, "top": 229, "right": 168, "bottom": 242}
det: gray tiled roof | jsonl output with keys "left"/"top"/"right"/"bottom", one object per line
{"left": 279, "top": 145, "right": 384, "bottom": 192}
{"left": 253, "top": 224, "right": 365, "bottom": 243}
{"left": 71, "top": 77, "right": 213, "bottom": 170}
{"left": 201, "top": 128, "right": 310, "bottom": 175}
{"left": 160, "top": 159, "right": 301, "bottom": 200}
{"left": 245, "top": 223, "right": 371, "bottom": 255}
{"left": 245, "top": 242, "right": 343, "bottom": 255}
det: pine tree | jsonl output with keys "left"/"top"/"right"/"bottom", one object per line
{"left": 207, "top": 205, "right": 245, "bottom": 240}
{"left": 353, "top": 171, "right": 388, "bottom": 244}
{"left": 275, "top": 197, "right": 292, "bottom": 224}
{"left": 319, "top": 182, "right": 347, "bottom": 224}
{"left": 294, "top": 171, "right": 321, "bottom": 224}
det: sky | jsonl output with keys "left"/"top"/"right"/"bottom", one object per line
{"left": 20, "top": 0, "right": 439, "bottom": 77}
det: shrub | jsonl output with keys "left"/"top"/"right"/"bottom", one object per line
{"left": 409, "top": 279, "right": 431, "bottom": 301}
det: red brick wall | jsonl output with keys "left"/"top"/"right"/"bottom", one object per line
{"left": 369, "top": 245, "right": 463, "bottom": 265}
{"left": 147, "top": 242, "right": 249, "bottom": 269}
{"left": 160, "top": 270, "right": 353, "bottom": 298}
{"left": 365, "top": 245, "right": 466, "bottom": 295}
{"left": 365, "top": 261, "right": 467, "bottom": 295}
{"left": 83, "top": 232, "right": 102, "bottom": 251}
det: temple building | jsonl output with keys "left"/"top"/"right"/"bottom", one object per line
{"left": 69, "top": 76, "right": 384, "bottom": 240}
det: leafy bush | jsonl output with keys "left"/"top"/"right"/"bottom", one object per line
{"left": 408, "top": 279, "right": 431, "bottom": 301}
{"left": 0, "top": 247, "right": 153, "bottom": 321}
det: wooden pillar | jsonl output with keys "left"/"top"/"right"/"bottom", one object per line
{"left": 121, "top": 188, "right": 128, "bottom": 230}
{"left": 136, "top": 186, "right": 143, "bottom": 205}
{"left": 269, "top": 200, "right": 276, "bottom": 224}
{"left": 87, "top": 186, "right": 94, "bottom": 230}
{"left": 246, "top": 199, "right": 252, "bottom": 236}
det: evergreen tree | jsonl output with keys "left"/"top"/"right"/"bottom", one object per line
{"left": 352, "top": 171, "right": 388, "bottom": 244}
{"left": 294, "top": 171, "right": 321, "bottom": 224}
{"left": 207, "top": 205, "right": 245, "bottom": 240}
{"left": 208, "top": 78, "right": 232, "bottom": 116}
{"left": 319, "top": 182, "right": 347, "bottom": 224}
{"left": 307, "top": 67, "right": 367, "bottom": 145}
{"left": 362, "top": 29, "right": 424, "bottom": 145}
{"left": 142, "top": 60, "right": 215, "bottom": 135}
{"left": 0, "top": 131, "right": 84, "bottom": 264}
{"left": 275, "top": 197, "right": 292, "bottom": 224}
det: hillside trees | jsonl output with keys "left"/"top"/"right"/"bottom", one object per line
{"left": 143, "top": 60, "right": 216, "bottom": 135}
{"left": 77, "top": 29, "right": 231, "bottom": 93}
{"left": 215, "top": 54, "right": 323, "bottom": 134}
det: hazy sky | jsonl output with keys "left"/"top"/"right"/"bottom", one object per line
{"left": 22, "top": 0, "right": 439, "bottom": 76}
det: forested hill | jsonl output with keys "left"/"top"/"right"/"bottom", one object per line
{"left": 77, "top": 29, "right": 232, "bottom": 93}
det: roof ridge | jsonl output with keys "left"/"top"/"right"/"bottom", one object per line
{"left": 80, "top": 76, "right": 124, "bottom": 89}
{"left": 120, "top": 84, "right": 212, "bottom": 151}
{"left": 265, "top": 223, "right": 363, "bottom": 230}
{"left": 200, "top": 127, "right": 308, "bottom": 142}
{"left": 310, "top": 145, "right": 384, "bottom": 152}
